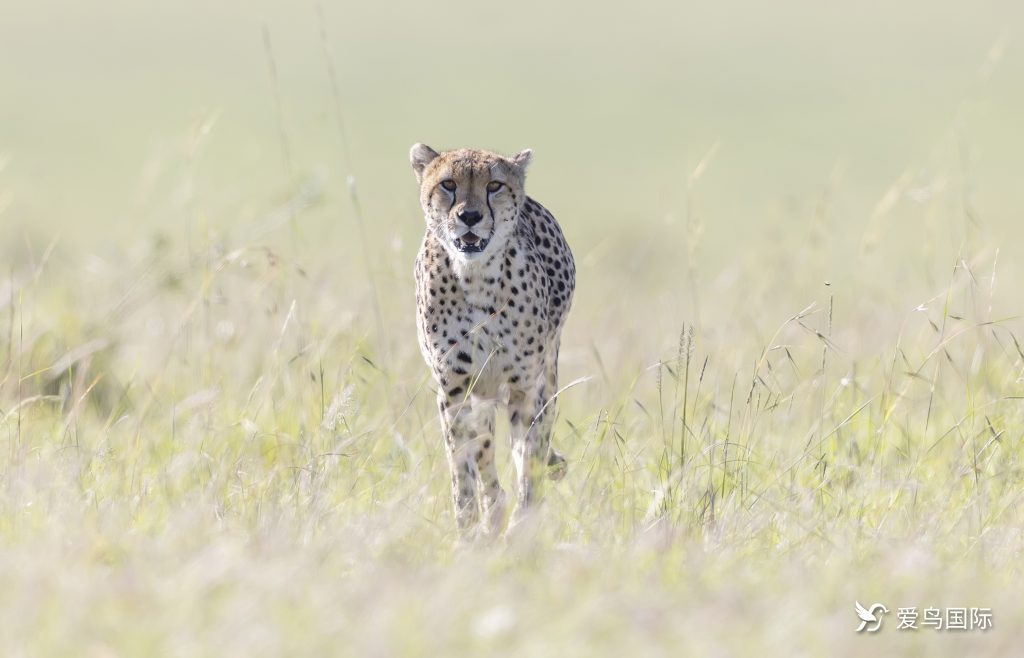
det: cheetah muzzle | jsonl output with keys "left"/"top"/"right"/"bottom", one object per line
{"left": 410, "top": 143, "right": 577, "bottom": 539}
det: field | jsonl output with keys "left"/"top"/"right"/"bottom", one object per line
{"left": 2, "top": 1, "right": 1024, "bottom": 655}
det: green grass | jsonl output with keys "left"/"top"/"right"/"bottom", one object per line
{"left": 2, "top": 1, "right": 1024, "bottom": 656}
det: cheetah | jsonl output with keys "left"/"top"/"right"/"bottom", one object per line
{"left": 410, "top": 144, "right": 576, "bottom": 537}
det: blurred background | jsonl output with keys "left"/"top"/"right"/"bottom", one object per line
{"left": 3, "top": 1, "right": 1022, "bottom": 260}
{"left": 3, "top": 0, "right": 1022, "bottom": 362}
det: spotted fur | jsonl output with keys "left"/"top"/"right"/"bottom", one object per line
{"left": 410, "top": 144, "right": 576, "bottom": 537}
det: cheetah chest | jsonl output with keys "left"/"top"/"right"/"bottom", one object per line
{"left": 420, "top": 248, "right": 551, "bottom": 395}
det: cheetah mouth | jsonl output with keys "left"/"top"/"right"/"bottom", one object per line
{"left": 454, "top": 233, "right": 489, "bottom": 254}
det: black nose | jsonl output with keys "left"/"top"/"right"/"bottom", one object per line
{"left": 458, "top": 209, "right": 483, "bottom": 227}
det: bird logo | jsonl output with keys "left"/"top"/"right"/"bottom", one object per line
{"left": 855, "top": 601, "right": 889, "bottom": 632}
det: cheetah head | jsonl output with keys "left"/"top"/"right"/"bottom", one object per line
{"left": 410, "top": 144, "right": 531, "bottom": 260}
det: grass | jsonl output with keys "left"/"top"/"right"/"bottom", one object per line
{"left": 2, "top": 1, "right": 1024, "bottom": 656}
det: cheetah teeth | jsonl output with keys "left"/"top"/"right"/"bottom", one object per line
{"left": 455, "top": 237, "right": 489, "bottom": 253}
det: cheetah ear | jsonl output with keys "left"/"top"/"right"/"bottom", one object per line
{"left": 410, "top": 143, "right": 440, "bottom": 184}
{"left": 510, "top": 148, "right": 533, "bottom": 173}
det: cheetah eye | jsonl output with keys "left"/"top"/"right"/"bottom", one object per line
{"left": 440, "top": 180, "right": 457, "bottom": 192}
{"left": 486, "top": 181, "right": 503, "bottom": 193}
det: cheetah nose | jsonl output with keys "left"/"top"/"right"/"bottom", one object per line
{"left": 458, "top": 209, "right": 483, "bottom": 227}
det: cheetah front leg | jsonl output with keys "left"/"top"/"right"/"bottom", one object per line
{"left": 473, "top": 401, "right": 507, "bottom": 537}
{"left": 438, "top": 391, "right": 482, "bottom": 536}
{"left": 439, "top": 391, "right": 507, "bottom": 538}
{"left": 507, "top": 380, "right": 557, "bottom": 529}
